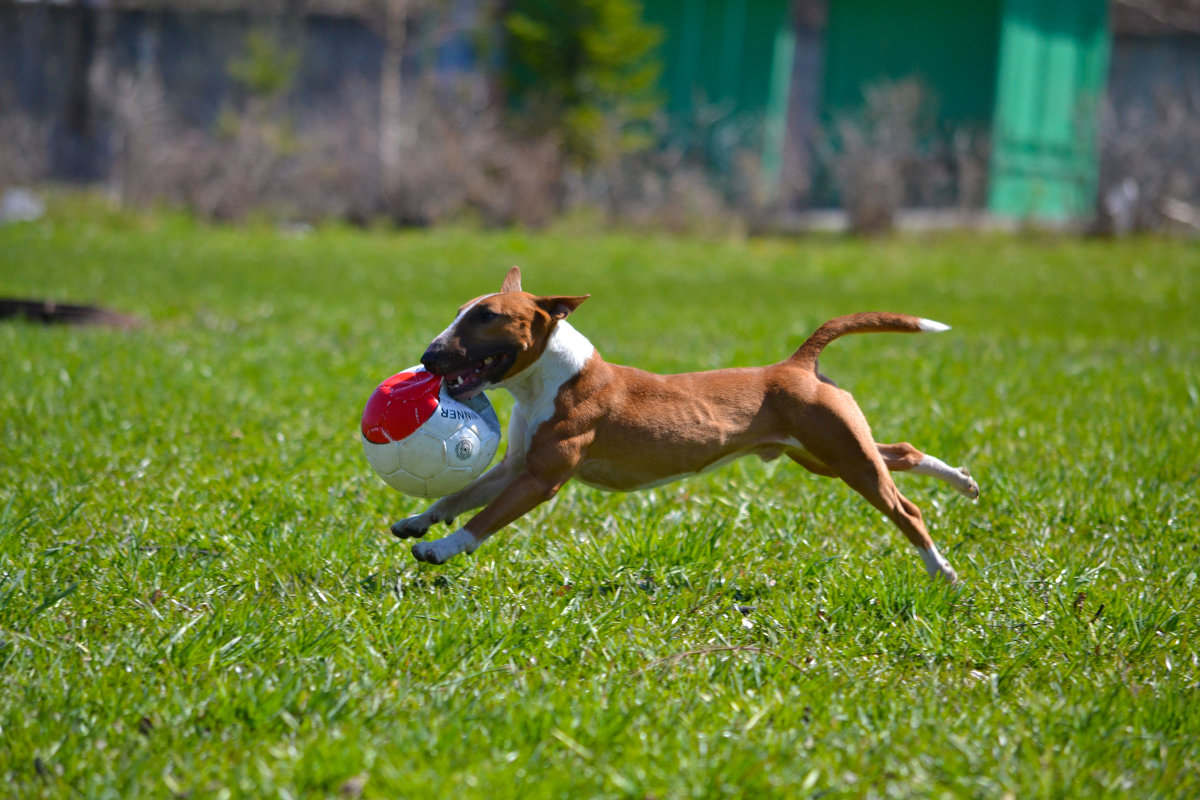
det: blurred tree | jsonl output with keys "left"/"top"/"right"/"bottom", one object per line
{"left": 504, "top": 0, "right": 664, "bottom": 168}
{"left": 227, "top": 30, "right": 300, "bottom": 101}
{"left": 57, "top": 0, "right": 116, "bottom": 180}
{"left": 377, "top": 0, "right": 410, "bottom": 202}
{"left": 346, "top": 0, "right": 424, "bottom": 204}
{"left": 219, "top": 29, "right": 300, "bottom": 146}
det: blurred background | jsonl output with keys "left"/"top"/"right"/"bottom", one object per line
{"left": 1, "top": 0, "right": 1198, "bottom": 235}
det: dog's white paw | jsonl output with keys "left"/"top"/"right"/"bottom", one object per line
{"left": 411, "top": 529, "right": 479, "bottom": 565}
{"left": 957, "top": 467, "right": 980, "bottom": 501}
{"left": 411, "top": 540, "right": 447, "bottom": 564}
{"left": 912, "top": 455, "right": 979, "bottom": 501}
{"left": 391, "top": 512, "right": 437, "bottom": 539}
{"left": 919, "top": 545, "right": 959, "bottom": 585}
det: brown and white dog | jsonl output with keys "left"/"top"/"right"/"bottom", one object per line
{"left": 392, "top": 267, "right": 977, "bottom": 582}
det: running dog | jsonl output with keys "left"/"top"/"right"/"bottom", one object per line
{"left": 392, "top": 267, "right": 977, "bottom": 582}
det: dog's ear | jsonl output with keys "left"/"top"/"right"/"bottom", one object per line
{"left": 501, "top": 266, "right": 522, "bottom": 293}
{"left": 537, "top": 295, "right": 590, "bottom": 320}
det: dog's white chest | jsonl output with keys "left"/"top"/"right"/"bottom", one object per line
{"left": 498, "top": 321, "right": 595, "bottom": 449}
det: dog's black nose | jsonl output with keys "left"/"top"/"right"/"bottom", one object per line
{"left": 420, "top": 345, "right": 444, "bottom": 374}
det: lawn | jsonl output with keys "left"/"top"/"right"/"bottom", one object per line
{"left": 1, "top": 200, "right": 1198, "bottom": 798}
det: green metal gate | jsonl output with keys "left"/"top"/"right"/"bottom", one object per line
{"left": 822, "top": 0, "right": 1003, "bottom": 128}
{"left": 987, "top": 0, "right": 1111, "bottom": 222}
{"left": 640, "top": 0, "right": 794, "bottom": 182}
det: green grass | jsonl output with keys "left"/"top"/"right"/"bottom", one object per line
{"left": 1, "top": 199, "right": 1198, "bottom": 798}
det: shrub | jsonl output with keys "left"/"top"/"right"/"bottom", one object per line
{"left": 1099, "top": 90, "right": 1200, "bottom": 233}
{"left": 504, "top": 0, "right": 664, "bottom": 170}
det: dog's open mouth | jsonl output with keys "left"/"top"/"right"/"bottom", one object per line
{"left": 441, "top": 352, "right": 512, "bottom": 399}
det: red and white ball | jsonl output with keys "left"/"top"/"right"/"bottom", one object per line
{"left": 360, "top": 366, "right": 502, "bottom": 498}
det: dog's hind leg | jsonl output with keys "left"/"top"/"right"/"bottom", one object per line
{"left": 790, "top": 441, "right": 978, "bottom": 500}
{"left": 835, "top": 459, "right": 959, "bottom": 584}
{"left": 875, "top": 442, "right": 979, "bottom": 499}
{"left": 789, "top": 405, "right": 958, "bottom": 583}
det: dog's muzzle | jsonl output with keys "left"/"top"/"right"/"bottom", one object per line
{"left": 421, "top": 342, "right": 513, "bottom": 399}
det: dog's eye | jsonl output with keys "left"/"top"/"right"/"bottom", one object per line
{"left": 475, "top": 309, "right": 500, "bottom": 323}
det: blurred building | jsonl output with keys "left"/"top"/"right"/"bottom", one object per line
{"left": 1, "top": 0, "right": 1198, "bottom": 226}
{"left": 642, "top": 0, "right": 1199, "bottom": 225}
{"left": 642, "top": 0, "right": 1110, "bottom": 223}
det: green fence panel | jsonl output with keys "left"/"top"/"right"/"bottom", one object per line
{"left": 988, "top": 0, "right": 1111, "bottom": 222}
{"left": 642, "top": 0, "right": 794, "bottom": 181}
{"left": 822, "top": 0, "right": 1003, "bottom": 128}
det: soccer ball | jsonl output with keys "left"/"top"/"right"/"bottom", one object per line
{"left": 360, "top": 366, "right": 502, "bottom": 498}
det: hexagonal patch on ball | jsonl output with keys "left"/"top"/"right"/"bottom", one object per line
{"left": 398, "top": 431, "right": 448, "bottom": 479}
{"left": 382, "top": 465, "right": 427, "bottom": 497}
{"left": 362, "top": 437, "right": 402, "bottom": 477}
{"left": 425, "top": 467, "right": 476, "bottom": 497}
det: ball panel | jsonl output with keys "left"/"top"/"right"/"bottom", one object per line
{"left": 460, "top": 391, "right": 501, "bottom": 432}
{"left": 399, "top": 430, "right": 449, "bottom": 480}
{"left": 360, "top": 389, "right": 393, "bottom": 444}
{"left": 381, "top": 465, "right": 434, "bottom": 498}
{"left": 418, "top": 395, "right": 494, "bottom": 442}
{"left": 424, "top": 467, "right": 477, "bottom": 497}
{"left": 361, "top": 436, "right": 402, "bottom": 476}
{"left": 360, "top": 368, "right": 441, "bottom": 443}
{"left": 477, "top": 430, "right": 501, "bottom": 464}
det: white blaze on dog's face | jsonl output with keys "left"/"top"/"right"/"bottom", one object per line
{"left": 421, "top": 266, "right": 589, "bottom": 400}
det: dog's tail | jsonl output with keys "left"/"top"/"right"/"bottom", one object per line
{"left": 789, "top": 312, "right": 949, "bottom": 371}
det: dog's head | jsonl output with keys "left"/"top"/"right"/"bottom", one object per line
{"left": 421, "top": 266, "right": 589, "bottom": 399}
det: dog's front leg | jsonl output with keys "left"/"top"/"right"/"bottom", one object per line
{"left": 411, "top": 461, "right": 576, "bottom": 565}
{"left": 391, "top": 408, "right": 529, "bottom": 540}
{"left": 389, "top": 455, "right": 522, "bottom": 540}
